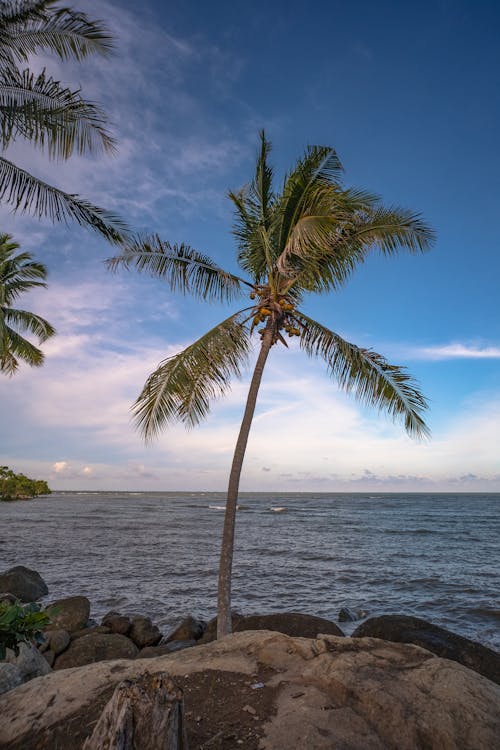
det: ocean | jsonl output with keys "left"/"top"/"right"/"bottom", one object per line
{"left": 1, "top": 492, "right": 499, "bottom": 651}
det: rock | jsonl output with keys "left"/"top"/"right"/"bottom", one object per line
{"left": 0, "top": 566, "right": 48, "bottom": 602}
{"left": 1, "top": 631, "right": 500, "bottom": 749}
{"left": 43, "top": 650, "right": 55, "bottom": 668}
{"left": 200, "top": 611, "right": 344, "bottom": 643}
{"left": 5, "top": 642, "right": 52, "bottom": 681}
{"left": 0, "top": 663, "right": 23, "bottom": 696}
{"left": 0, "top": 592, "right": 17, "bottom": 604}
{"left": 45, "top": 596, "right": 90, "bottom": 633}
{"left": 128, "top": 616, "right": 161, "bottom": 648}
{"left": 352, "top": 615, "right": 500, "bottom": 686}
{"left": 163, "top": 615, "right": 206, "bottom": 643}
{"left": 338, "top": 607, "right": 358, "bottom": 622}
{"left": 54, "top": 634, "right": 138, "bottom": 670}
{"left": 45, "top": 629, "right": 70, "bottom": 655}
{"left": 138, "top": 640, "right": 197, "bottom": 658}
{"left": 101, "top": 611, "right": 131, "bottom": 635}
{"left": 71, "top": 625, "right": 111, "bottom": 640}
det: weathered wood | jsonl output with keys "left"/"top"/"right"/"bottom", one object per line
{"left": 82, "top": 671, "right": 188, "bottom": 750}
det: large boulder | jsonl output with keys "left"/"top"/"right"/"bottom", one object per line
{"left": 5, "top": 642, "right": 52, "bottom": 682}
{"left": 44, "top": 630, "right": 70, "bottom": 656}
{"left": 101, "top": 611, "right": 131, "bottom": 635}
{"left": 0, "top": 566, "right": 48, "bottom": 602}
{"left": 200, "top": 611, "right": 344, "bottom": 643}
{"left": 352, "top": 615, "right": 500, "bottom": 686}
{"left": 54, "top": 633, "right": 138, "bottom": 670}
{"left": 137, "top": 640, "right": 197, "bottom": 658}
{"left": 0, "top": 663, "right": 23, "bottom": 696}
{"left": 45, "top": 596, "right": 90, "bottom": 633}
{"left": 163, "top": 615, "right": 206, "bottom": 643}
{"left": 128, "top": 616, "right": 161, "bottom": 648}
{"left": 1, "top": 631, "right": 499, "bottom": 749}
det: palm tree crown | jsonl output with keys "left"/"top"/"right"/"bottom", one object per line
{"left": 0, "top": 232, "right": 55, "bottom": 374}
{"left": 109, "top": 132, "right": 435, "bottom": 637}
{"left": 0, "top": 0, "right": 126, "bottom": 242}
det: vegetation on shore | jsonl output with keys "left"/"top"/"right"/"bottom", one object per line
{"left": 0, "top": 466, "right": 51, "bottom": 500}
{"left": 0, "top": 600, "right": 50, "bottom": 659}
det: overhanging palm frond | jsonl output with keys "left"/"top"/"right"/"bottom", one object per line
{"left": 296, "top": 312, "right": 429, "bottom": 439}
{"left": 3, "top": 307, "right": 55, "bottom": 340}
{"left": 0, "top": 321, "right": 44, "bottom": 373}
{"left": 0, "top": 156, "right": 128, "bottom": 243}
{"left": 0, "top": 2, "right": 113, "bottom": 63}
{"left": 134, "top": 311, "right": 252, "bottom": 439}
{"left": 107, "top": 235, "right": 251, "bottom": 303}
{"left": 0, "top": 68, "right": 115, "bottom": 156}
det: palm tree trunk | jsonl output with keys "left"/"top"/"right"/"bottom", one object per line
{"left": 217, "top": 326, "right": 274, "bottom": 638}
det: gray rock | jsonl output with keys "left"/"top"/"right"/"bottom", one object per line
{"left": 45, "top": 596, "right": 90, "bottom": 633}
{"left": 54, "top": 633, "right": 138, "bottom": 670}
{"left": 45, "top": 629, "right": 70, "bottom": 655}
{"left": 0, "top": 663, "right": 23, "bottom": 695}
{"left": 0, "top": 566, "right": 48, "bottom": 602}
{"left": 129, "top": 616, "right": 161, "bottom": 648}
{"left": 101, "top": 611, "right": 131, "bottom": 635}
{"left": 352, "top": 615, "right": 500, "bottom": 686}
{"left": 0, "top": 593, "right": 17, "bottom": 604}
{"left": 338, "top": 607, "right": 358, "bottom": 622}
{"left": 163, "top": 615, "right": 206, "bottom": 643}
{"left": 138, "top": 640, "right": 197, "bottom": 658}
{"left": 200, "top": 611, "right": 345, "bottom": 643}
{"left": 5, "top": 642, "right": 52, "bottom": 681}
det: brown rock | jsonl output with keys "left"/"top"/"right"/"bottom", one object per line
{"left": 101, "top": 611, "right": 131, "bottom": 635}
{"left": 137, "top": 641, "right": 196, "bottom": 659}
{"left": 129, "top": 616, "right": 161, "bottom": 648}
{"left": 71, "top": 625, "right": 111, "bottom": 640}
{"left": 352, "top": 615, "right": 500, "bottom": 686}
{"left": 54, "top": 634, "right": 138, "bottom": 670}
{"left": 45, "top": 596, "right": 90, "bottom": 633}
{"left": 164, "top": 615, "right": 206, "bottom": 643}
{"left": 43, "top": 651, "right": 55, "bottom": 668}
{"left": 200, "top": 611, "right": 344, "bottom": 643}
{"left": 1, "top": 631, "right": 499, "bottom": 750}
{"left": 45, "top": 630, "right": 70, "bottom": 655}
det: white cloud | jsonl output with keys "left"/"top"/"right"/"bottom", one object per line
{"left": 404, "top": 343, "right": 500, "bottom": 360}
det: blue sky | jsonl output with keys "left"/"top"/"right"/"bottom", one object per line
{"left": 1, "top": 0, "right": 499, "bottom": 491}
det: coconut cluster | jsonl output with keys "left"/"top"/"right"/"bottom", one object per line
{"left": 250, "top": 287, "right": 301, "bottom": 340}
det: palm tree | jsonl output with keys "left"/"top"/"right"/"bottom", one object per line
{"left": 109, "top": 133, "right": 435, "bottom": 638}
{"left": 0, "top": 232, "right": 55, "bottom": 374}
{"left": 0, "top": 0, "right": 126, "bottom": 243}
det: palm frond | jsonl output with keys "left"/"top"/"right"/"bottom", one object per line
{"left": 275, "top": 145, "right": 344, "bottom": 257}
{"left": 296, "top": 312, "right": 429, "bottom": 439}
{"left": 3, "top": 306, "right": 55, "bottom": 340}
{"left": 0, "top": 155, "right": 128, "bottom": 243}
{"left": 107, "top": 235, "right": 250, "bottom": 303}
{"left": 0, "top": 2, "right": 113, "bottom": 63}
{"left": 0, "top": 321, "right": 44, "bottom": 373}
{"left": 133, "top": 311, "right": 252, "bottom": 439}
{"left": 0, "top": 68, "right": 115, "bottom": 156}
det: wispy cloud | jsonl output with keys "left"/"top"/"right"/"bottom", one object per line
{"left": 409, "top": 343, "right": 500, "bottom": 360}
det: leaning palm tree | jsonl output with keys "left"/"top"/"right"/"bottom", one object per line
{"left": 0, "top": 232, "right": 55, "bottom": 374}
{"left": 0, "top": 0, "right": 126, "bottom": 242}
{"left": 109, "top": 133, "right": 435, "bottom": 638}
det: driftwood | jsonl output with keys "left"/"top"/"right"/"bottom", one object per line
{"left": 83, "top": 671, "right": 188, "bottom": 750}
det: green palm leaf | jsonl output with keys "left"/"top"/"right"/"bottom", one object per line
{"left": 107, "top": 235, "right": 250, "bottom": 302}
{"left": 0, "top": 68, "right": 115, "bottom": 156}
{"left": 134, "top": 311, "right": 251, "bottom": 438}
{"left": 295, "top": 311, "right": 429, "bottom": 439}
{"left": 0, "top": 156, "right": 127, "bottom": 243}
{"left": 0, "top": 2, "right": 113, "bottom": 64}
{"left": 3, "top": 307, "right": 54, "bottom": 340}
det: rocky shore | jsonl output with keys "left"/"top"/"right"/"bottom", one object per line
{"left": 1, "top": 565, "right": 500, "bottom": 749}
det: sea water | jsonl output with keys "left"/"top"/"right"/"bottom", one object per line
{"left": 1, "top": 492, "right": 498, "bottom": 650}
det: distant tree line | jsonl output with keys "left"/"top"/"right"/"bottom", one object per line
{"left": 0, "top": 466, "right": 51, "bottom": 500}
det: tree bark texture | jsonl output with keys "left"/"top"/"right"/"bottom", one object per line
{"left": 217, "top": 327, "right": 274, "bottom": 639}
{"left": 82, "top": 672, "right": 188, "bottom": 750}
